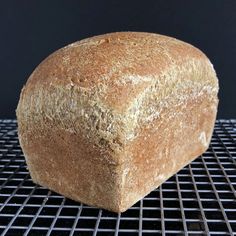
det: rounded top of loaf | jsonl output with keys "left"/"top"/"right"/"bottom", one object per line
{"left": 23, "top": 32, "right": 216, "bottom": 111}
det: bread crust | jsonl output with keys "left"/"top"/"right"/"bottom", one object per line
{"left": 16, "top": 32, "right": 218, "bottom": 212}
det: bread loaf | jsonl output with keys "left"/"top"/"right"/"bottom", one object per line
{"left": 16, "top": 32, "right": 219, "bottom": 212}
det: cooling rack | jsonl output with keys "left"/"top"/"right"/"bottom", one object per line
{"left": 0, "top": 119, "right": 236, "bottom": 235}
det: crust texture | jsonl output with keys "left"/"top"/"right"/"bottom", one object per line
{"left": 16, "top": 32, "right": 218, "bottom": 212}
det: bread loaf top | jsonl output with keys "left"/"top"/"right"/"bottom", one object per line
{"left": 22, "top": 32, "right": 218, "bottom": 109}
{"left": 17, "top": 32, "right": 218, "bottom": 161}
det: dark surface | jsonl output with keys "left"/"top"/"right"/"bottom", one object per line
{"left": 0, "top": 1, "right": 236, "bottom": 118}
{"left": 0, "top": 119, "right": 236, "bottom": 235}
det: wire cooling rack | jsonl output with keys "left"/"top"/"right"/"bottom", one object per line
{"left": 0, "top": 119, "right": 236, "bottom": 236}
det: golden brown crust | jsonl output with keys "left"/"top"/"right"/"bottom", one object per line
{"left": 22, "top": 32, "right": 215, "bottom": 111}
{"left": 16, "top": 32, "right": 219, "bottom": 212}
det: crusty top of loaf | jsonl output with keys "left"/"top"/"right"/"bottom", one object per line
{"left": 17, "top": 32, "right": 218, "bottom": 159}
{"left": 23, "top": 32, "right": 217, "bottom": 111}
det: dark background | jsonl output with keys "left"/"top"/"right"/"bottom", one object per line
{"left": 0, "top": 0, "right": 235, "bottom": 118}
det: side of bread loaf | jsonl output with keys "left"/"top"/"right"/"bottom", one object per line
{"left": 16, "top": 32, "right": 218, "bottom": 212}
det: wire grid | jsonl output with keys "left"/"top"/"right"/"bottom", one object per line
{"left": 0, "top": 119, "right": 236, "bottom": 236}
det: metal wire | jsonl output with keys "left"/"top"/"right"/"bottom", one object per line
{"left": 0, "top": 119, "right": 236, "bottom": 235}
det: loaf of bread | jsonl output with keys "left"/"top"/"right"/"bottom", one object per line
{"left": 16, "top": 32, "right": 218, "bottom": 212}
